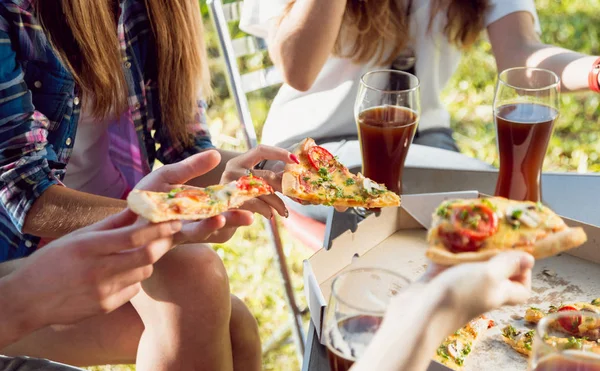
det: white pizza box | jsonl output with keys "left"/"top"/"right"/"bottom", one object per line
{"left": 303, "top": 191, "right": 600, "bottom": 371}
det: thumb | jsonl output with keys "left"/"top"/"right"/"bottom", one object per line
{"left": 498, "top": 280, "right": 532, "bottom": 306}
{"left": 488, "top": 251, "right": 535, "bottom": 280}
{"left": 157, "top": 150, "right": 221, "bottom": 185}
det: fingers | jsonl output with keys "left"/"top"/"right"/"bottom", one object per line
{"left": 74, "top": 209, "right": 137, "bottom": 235}
{"left": 487, "top": 251, "right": 535, "bottom": 280}
{"left": 250, "top": 170, "right": 283, "bottom": 192}
{"left": 174, "top": 215, "right": 227, "bottom": 245}
{"left": 101, "top": 283, "right": 143, "bottom": 314}
{"left": 499, "top": 280, "right": 532, "bottom": 306}
{"left": 259, "top": 194, "right": 288, "bottom": 217}
{"left": 158, "top": 150, "right": 222, "bottom": 185}
{"left": 233, "top": 145, "right": 298, "bottom": 167}
{"left": 86, "top": 220, "right": 182, "bottom": 255}
{"left": 105, "top": 236, "right": 174, "bottom": 276}
{"left": 239, "top": 198, "right": 276, "bottom": 219}
{"left": 334, "top": 206, "right": 349, "bottom": 213}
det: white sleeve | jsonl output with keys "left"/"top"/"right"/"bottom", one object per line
{"left": 485, "top": 0, "right": 541, "bottom": 34}
{"left": 239, "top": 0, "right": 290, "bottom": 39}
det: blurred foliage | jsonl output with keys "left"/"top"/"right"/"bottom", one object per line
{"left": 89, "top": 1, "right": 599, "bottom": 371}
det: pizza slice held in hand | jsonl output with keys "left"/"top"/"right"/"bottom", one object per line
{"left": 128, "top": 175, "right": 273, "bottom": 222}
{"left": 426, "top": 197, "right": 587, "bottom": 265}
{"left": 282, "top": 138, "right": 400, "bottom": 208}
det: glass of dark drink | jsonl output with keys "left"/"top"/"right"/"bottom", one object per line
{"left": 323, "top": 268, "right": 410, "bottom": 371}
{"left": 529, "top": 311, "right": 600, "bottom": 371}
{"left": 355, "top": 70, "right": 420, "bottom": 195}
{"left": 493, "top": 67, "right": 560, "bottom": 202}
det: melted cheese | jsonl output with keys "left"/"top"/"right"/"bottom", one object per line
{"left": 429, "top": 197, "right": 566, "bottom": 250}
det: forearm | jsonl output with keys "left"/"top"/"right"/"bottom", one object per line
{"left": 500, "top": 43, "right": 597, "bottom": 92}
{"left": 352, "top": 283, "right": 465, "bottom": 371}
{"left": 188, "top": 149, "right": 240, "bottom": 187}
{"left": 23, "top": 185, "right": 126, "bottom": 239}
{"left": 269, "top": 0, "right": 346, "bottom": 91}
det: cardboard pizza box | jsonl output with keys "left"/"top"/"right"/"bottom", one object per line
{"left": 303, "top": 191, "right": 600, "bottom": 371}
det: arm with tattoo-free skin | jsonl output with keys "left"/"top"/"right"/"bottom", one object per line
{"left": 488, "top": 11, "right": 599, "bottom": 93}
{"left": 352, "top": 252, "right": 534, "bottom": 371}
{"left": 267, "top": 0, "right": 347, "bottom": 91}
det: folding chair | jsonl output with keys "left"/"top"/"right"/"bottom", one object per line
{"left": 207, "top": 0, "right": 306, "bottom": 360}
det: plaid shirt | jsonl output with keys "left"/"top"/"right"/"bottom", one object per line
{"left": 0, "top": 0, "right": 214, "bottom": 261}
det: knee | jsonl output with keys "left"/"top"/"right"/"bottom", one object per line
{"left": 230, "top": 296, "right": 261, "bottom": 351}
{"left": 150, "top": 245, "right": 231, "bottom": 313}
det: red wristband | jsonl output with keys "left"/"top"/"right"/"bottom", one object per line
{"left": 589, "top": 57, "right": 600, "bottom": 93}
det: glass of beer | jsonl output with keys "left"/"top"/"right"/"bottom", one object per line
{"left": 530, "top": 311, "right": 600, "bottom": 371}
{"left": 493, "top": 67, "right": 560, "bottom": 202}
{"left": 323, "top": 268, "right": 410, "bottom": 370}
{"left": 355, "top": 70, "right": 420, "bottom": 195}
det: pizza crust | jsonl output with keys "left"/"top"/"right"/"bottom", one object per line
{"left": 426, "top": 227, "right": 587, "bottom": 265}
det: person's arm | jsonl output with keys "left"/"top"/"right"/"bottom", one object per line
{"left": 352, "top": 252, "right": 534, "bottom": 371}
{"left": 352, "top": 283, "right": 459, "bottom": 371}
{"left": 22, "top": 186, "right": 126, "bottom": 239}
{"left": 488, "top": 11, "right": 598, "bottom": 92}
{"left": 268, "top": 0, "right": 347, "bottom": 91}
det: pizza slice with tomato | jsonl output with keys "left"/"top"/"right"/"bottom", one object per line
{"left": 426, "top": 197, "right": 587, "bottom": 265}
{"left": 282, "top": 138, "right": 400, "bottom": 208}
{"left": 524, "top": 299, "right": 600, "bottom": 340}
{"left": 434, "top": 315, "right": 495, "bottom": 370}
{"left": 501, "top": 324, "right": 600, "bottom": 357}
{"left": 127, "top": 175, "right": 273, "bottom": 223}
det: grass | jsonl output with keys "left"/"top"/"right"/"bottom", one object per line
{"left": 88, "top": 1, "right": 599, "bottom": 370}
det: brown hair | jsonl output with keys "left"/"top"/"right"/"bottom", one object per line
{"left": 284, "top": 0, "right": 489, "bottom": 66}
{"left": 36, "top": 0, "right": 211, "bottom": 146}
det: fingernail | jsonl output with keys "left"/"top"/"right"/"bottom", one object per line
{"left": 290, "top": 154, "right": 300, "bottom": 164}
{"left": 284, "top": 209, "right": 289, "bottom": 218}
{"left": 170, "top": 221, "right": 182, "bottom": 233}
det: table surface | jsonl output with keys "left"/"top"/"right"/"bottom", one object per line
{"left": 302, "top": 148, "right": 600, "bottom": 371}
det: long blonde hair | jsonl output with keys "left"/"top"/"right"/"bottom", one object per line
{"left": 284, "top": 0, "right": 489, "bottom": 66}
{"left": 36, "top": 0, "right": 211, "bottom": 146}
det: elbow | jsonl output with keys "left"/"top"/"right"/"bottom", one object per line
{"left": 270, "top": 47, "right": 317, "bottom": 91}
{"left": 281, "top": 71, "right": 315, "bottom": 92}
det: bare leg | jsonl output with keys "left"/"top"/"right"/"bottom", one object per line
{"left": 230, "top": 295, "right": 261, "bottom": 371}
{"left": 1, "top": 245, "right": 261, "bottom": 371}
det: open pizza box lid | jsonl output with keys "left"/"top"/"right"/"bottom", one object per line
{"left": 303, "top": 191, "right": 600, "bottom": 371}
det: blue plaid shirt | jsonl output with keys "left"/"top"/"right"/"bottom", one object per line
{"left": 0, "top": 0, "right": 214, "bottom": 261}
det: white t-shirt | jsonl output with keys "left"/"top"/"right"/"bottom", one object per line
{"left": 240, "top": 0, "right": 541, "bottom": 148}
{"left": 62, "top": 104, "right": 128, "bottom": 199}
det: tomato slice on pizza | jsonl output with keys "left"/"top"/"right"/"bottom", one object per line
{"left": 282, "top": 138, "right": 400, "bottom": 208}
{"left": 127, "top": 175, "right": 273, "bottom": 223}
{"left": 426, "top": 197, "right": 587, "bottom": 265}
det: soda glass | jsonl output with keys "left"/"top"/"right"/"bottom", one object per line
{"left": 323, "top": 268, "right": 410, "bottom": 371}
{"left": 355, "top": 70, "right": 420, "bottom": 195}
{"left": 493, "top": 67, "right": 560, "bottom": 202}
{"left": 529, "top": 311, "right": 600, "bottom": 370}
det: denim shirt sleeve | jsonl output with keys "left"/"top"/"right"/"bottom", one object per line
{"left": 155, "top": 99, "right": 215, "bottom": 165}
{"left": 0, "top": 25, "right": 61, "bottom": 232}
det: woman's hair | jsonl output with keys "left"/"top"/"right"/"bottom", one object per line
{"left": 36, "top": 0, "right": 211, "bottom": 146}
{"left": 283, "top": 0, "right": 489, "bottom": 66}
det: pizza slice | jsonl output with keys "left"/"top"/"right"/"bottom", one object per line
{"left": 127, "top": 175, "right": 273, "bottom": 223}
{"left": 426, "top": 197, "right": 587, "bottom": 265}
{"left": 434, "top": 315, "right": 495, "bottom": 370}
{"left": 524, "top": 299, "right": 600, "bottom": 340}
{"left": 282, "top": 138, "right": 400, "bottom": 208}
{"left": 501, "top": 325, "right": 600, "bottom": 357}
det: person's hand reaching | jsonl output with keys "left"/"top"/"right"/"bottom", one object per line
{"left": 429, "top": 251, "right": 534, "bottom": 323}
